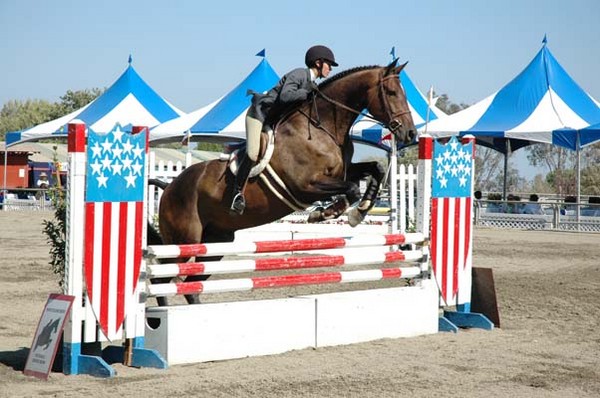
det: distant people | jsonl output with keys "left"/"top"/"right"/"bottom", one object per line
{"left": 522, "top": 194, "right": 543, "bottom": 215}
{"left": 36, "top": 172, "right": 49, "bottom": 189}
{"left": 36, "top": 172, "right": 49, "bottom": 200}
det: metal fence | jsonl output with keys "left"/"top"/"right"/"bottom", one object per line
{"left": 474, "top": 200, "right": 600, "bottom": 233}
{"left": 0, "top": 188, "right": 54, "bottom": 211}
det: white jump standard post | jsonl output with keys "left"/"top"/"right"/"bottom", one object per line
{"left": 62, "top": 123, "right": 166, "bottom": 377}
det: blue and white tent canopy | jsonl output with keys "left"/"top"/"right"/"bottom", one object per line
{"left": 350, "top": 69, "right": 446, "bottom": 150}
{"left": 7, "top": 60, "right": 184, "bottom": 147}
{"left": 150, "top": 57, "right": 280, "bottom": 143}
{"left": 423, "top": 40, "right": 600, "bottom": 152}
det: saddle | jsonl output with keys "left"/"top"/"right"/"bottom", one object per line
{"left": 220, "top": 128, "right": 275, "bottom": 178}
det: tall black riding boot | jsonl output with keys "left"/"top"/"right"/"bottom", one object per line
{"left": 230, "top": 158, "right": 255, "bottom": 215}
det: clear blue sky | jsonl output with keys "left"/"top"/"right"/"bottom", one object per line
{"left": 2, "top": 0, "right": 599, "bottom": 111}
{"left": 2, "top": 0, "right": 599, "bottom": 180}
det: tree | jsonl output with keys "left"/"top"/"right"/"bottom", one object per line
{"left": 0, "top": 99, "right": 58, "bottom": 140}
{"left": 0, "top": 88, "right": 104, "bottom": 141}
{"left": 525, "top": 143, "right": 577, "bottom": 195}
{"left": 50, "top": 88, "right": 104, "bottom": 119}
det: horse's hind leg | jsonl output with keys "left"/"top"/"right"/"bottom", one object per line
{"left": 346, "top": 161, "right": 385, "bottom": 227}
{"left": 181, "top": 228, "right": 235, "bottom": 305}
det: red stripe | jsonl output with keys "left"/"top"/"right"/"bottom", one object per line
{"left": 178, "top": 244, "right": 208, "bottom": 257}
{"left": 133, "top": 201, "right": 143, "bottom": 282}
{"left": 177, "top": 262, "right": 207, "bottom": 275}
{"left": 383, "top": 234, "right": 406, "bottom": 245}
{"left": 384, "top": 251, "right": 406, "bottom": 262}
{"left": 67, "top": 123, "right": 86, "bottom": 153}
{"left": 176, "top": 281, "right": 205, "bottom": 295}
{"left": 254, "top": 255, "right": 345, "bottom": 270}
{"left": 116, "top": 202, "right": 128, "bottom": 334}
{"left": 464, "top": 197, "right": 472, "bottom": 270}
{"left": 99, "top": 202, "right": 112, "bottom": 334}
{"left": 84, "top": 203, "right": 95, "bottom": 303}
{"left": 252, "top": 272, "right": 342, "bottom": 289}
{"left": 452, "top": 198, "right": 461, "bottom": 298}
{"left": 441, "top": 197, "right": 450, "bottom": 301}
{"left": 418, "top": 135, "right": 433, "bottom": 160}
{"left": 430, "top": 198, "right": 439, "bottom": 279}
{"left": 255, "top": 237, "right": 347, "bottom": 253}
{"left": 381, "top": 268, "right": 403, "bottom": 278}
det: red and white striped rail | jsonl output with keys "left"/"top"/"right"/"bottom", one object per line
{"left": 147, "top": 249, "right": 423, "bottom": 278}
{"left": 147, "top": 266, "right": 422, "bottom": 296}
{"left": 146, "top": 233, "right": 425, "bottom": 259}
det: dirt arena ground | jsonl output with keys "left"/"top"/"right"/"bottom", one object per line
{"left": 1, "top": 211, "right": 599, "bottom": 397}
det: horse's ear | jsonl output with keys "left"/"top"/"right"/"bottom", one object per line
{"left": 385, "top": 58, "right": 399, "bottom": 75}
{"left": 393, "top": 61, "right": 409, "bottom": 75}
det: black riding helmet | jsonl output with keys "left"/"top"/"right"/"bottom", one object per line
{"left": 305, "top": 45, "right": 338, "bottom": 67}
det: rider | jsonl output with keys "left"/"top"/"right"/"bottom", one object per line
{"left": 230, "top": 45, "right": 338, "bottom": 215}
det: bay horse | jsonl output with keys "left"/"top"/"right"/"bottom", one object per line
{"left": 151, "top": 60, "right": 416, "bottom": 305}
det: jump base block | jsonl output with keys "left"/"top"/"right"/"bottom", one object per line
{"left": 145, "top": 281, "right": 438, "bottom": 365}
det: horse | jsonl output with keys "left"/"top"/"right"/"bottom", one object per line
{"left": 150, "top": 60, "right": 416, "bottom": 305}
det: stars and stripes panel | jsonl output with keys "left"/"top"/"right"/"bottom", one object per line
{"left": 430, "top": 136, "right": 473, "bottom": 306}
{"left": 84, "top": 124, "right": 147, "bottom": 339}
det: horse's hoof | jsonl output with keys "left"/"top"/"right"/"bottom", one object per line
{"left": 307, "top": 210, "right": 323, "bottom": 223}
{"left": 357, "top": 199, "right": 372, "bottom": 211}
{"left": 347, "top": 207, "right": 364, "bottom": 227}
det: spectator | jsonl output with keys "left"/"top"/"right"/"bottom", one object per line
{"left": 522, "top": 194, "right": 543, "bottom": 215}
{"left": 36, "top": 172, "right": 49, "bottom": 189}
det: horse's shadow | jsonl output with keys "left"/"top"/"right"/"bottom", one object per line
{"left": 0, "top": 348, "right": 29, "bottom": 371}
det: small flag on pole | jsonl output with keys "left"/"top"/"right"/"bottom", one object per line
{"left": 427, "top": 86, "right": 439, "bottom": 107}
{"left": 256, "top": 48, "right": 266, "bottom": 57}
{"left": 389, "top": 46, "right": 396, "bottom": 61}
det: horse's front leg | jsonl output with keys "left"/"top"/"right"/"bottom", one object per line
{"left": 345, "top": 161, "right": 385, "bottom": 227}
{"left": 304, "top": 178, "right": 362, "bottom": 223}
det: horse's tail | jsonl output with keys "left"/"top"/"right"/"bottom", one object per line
{"left": 148, "top": 178, "right": 169, "bottom": 190}
{"left": 147, "top": 222, "right": 163, "bottom": 245}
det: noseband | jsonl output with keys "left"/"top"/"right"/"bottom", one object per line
{"left": 379, "top": 73, "right": 411, "bottom": 136}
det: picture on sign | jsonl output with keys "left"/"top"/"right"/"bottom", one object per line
{"left": 24, "top": 294, "right": 75, "bottom": 380}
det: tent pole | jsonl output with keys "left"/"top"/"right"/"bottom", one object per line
{"left": 502, "top": 139, "right": 511, "bottom": 200}
{"left": 576, "top": 133, "right": 581, "bottom": 231}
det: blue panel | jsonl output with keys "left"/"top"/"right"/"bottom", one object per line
{"left": 469, "top": 47, "right": 548, "bottom": 134}
{"left": 77, "top": 66, "right": 180, "bottom": 127}
{"left": 545, "top": 47, "right": 600, "bottom": 126}
{"left": 190, "top": 59, "right": 280, "bottom": 133}
{"left": 400, "top": 70, "right": 436, "bottom": 122}
{"left": 552, "top": 128, "right": 578, "bottom": 150}
{"left": 432, "top": 137, "right": 473, "bottom": 198}
{"left": 5, "top": 131, "right": 22, "bottom": 146}
{"left": 85, "top": 125, "right": 146, "bottom": 202}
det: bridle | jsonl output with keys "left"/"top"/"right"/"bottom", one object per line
{"left": 378, "top": 72, "right": 412, "bottom": 136}
{"left": 301, "top": 69, "right": 411, "bottom": 142}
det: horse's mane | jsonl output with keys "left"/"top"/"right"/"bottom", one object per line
{"left": 318, "top": 65, "right": 381, "bottom": 90}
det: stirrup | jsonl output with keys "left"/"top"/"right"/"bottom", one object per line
{"left": 230, "top": 192, "right": 246, "bottom": 215}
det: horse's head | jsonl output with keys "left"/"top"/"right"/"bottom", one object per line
{"left": 366, "top": 60, "right": 416, "bottom": 144}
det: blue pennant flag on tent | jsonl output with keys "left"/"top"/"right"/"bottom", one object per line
{"left": 256, "top": 49, "right": 266, "bottom": 58}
